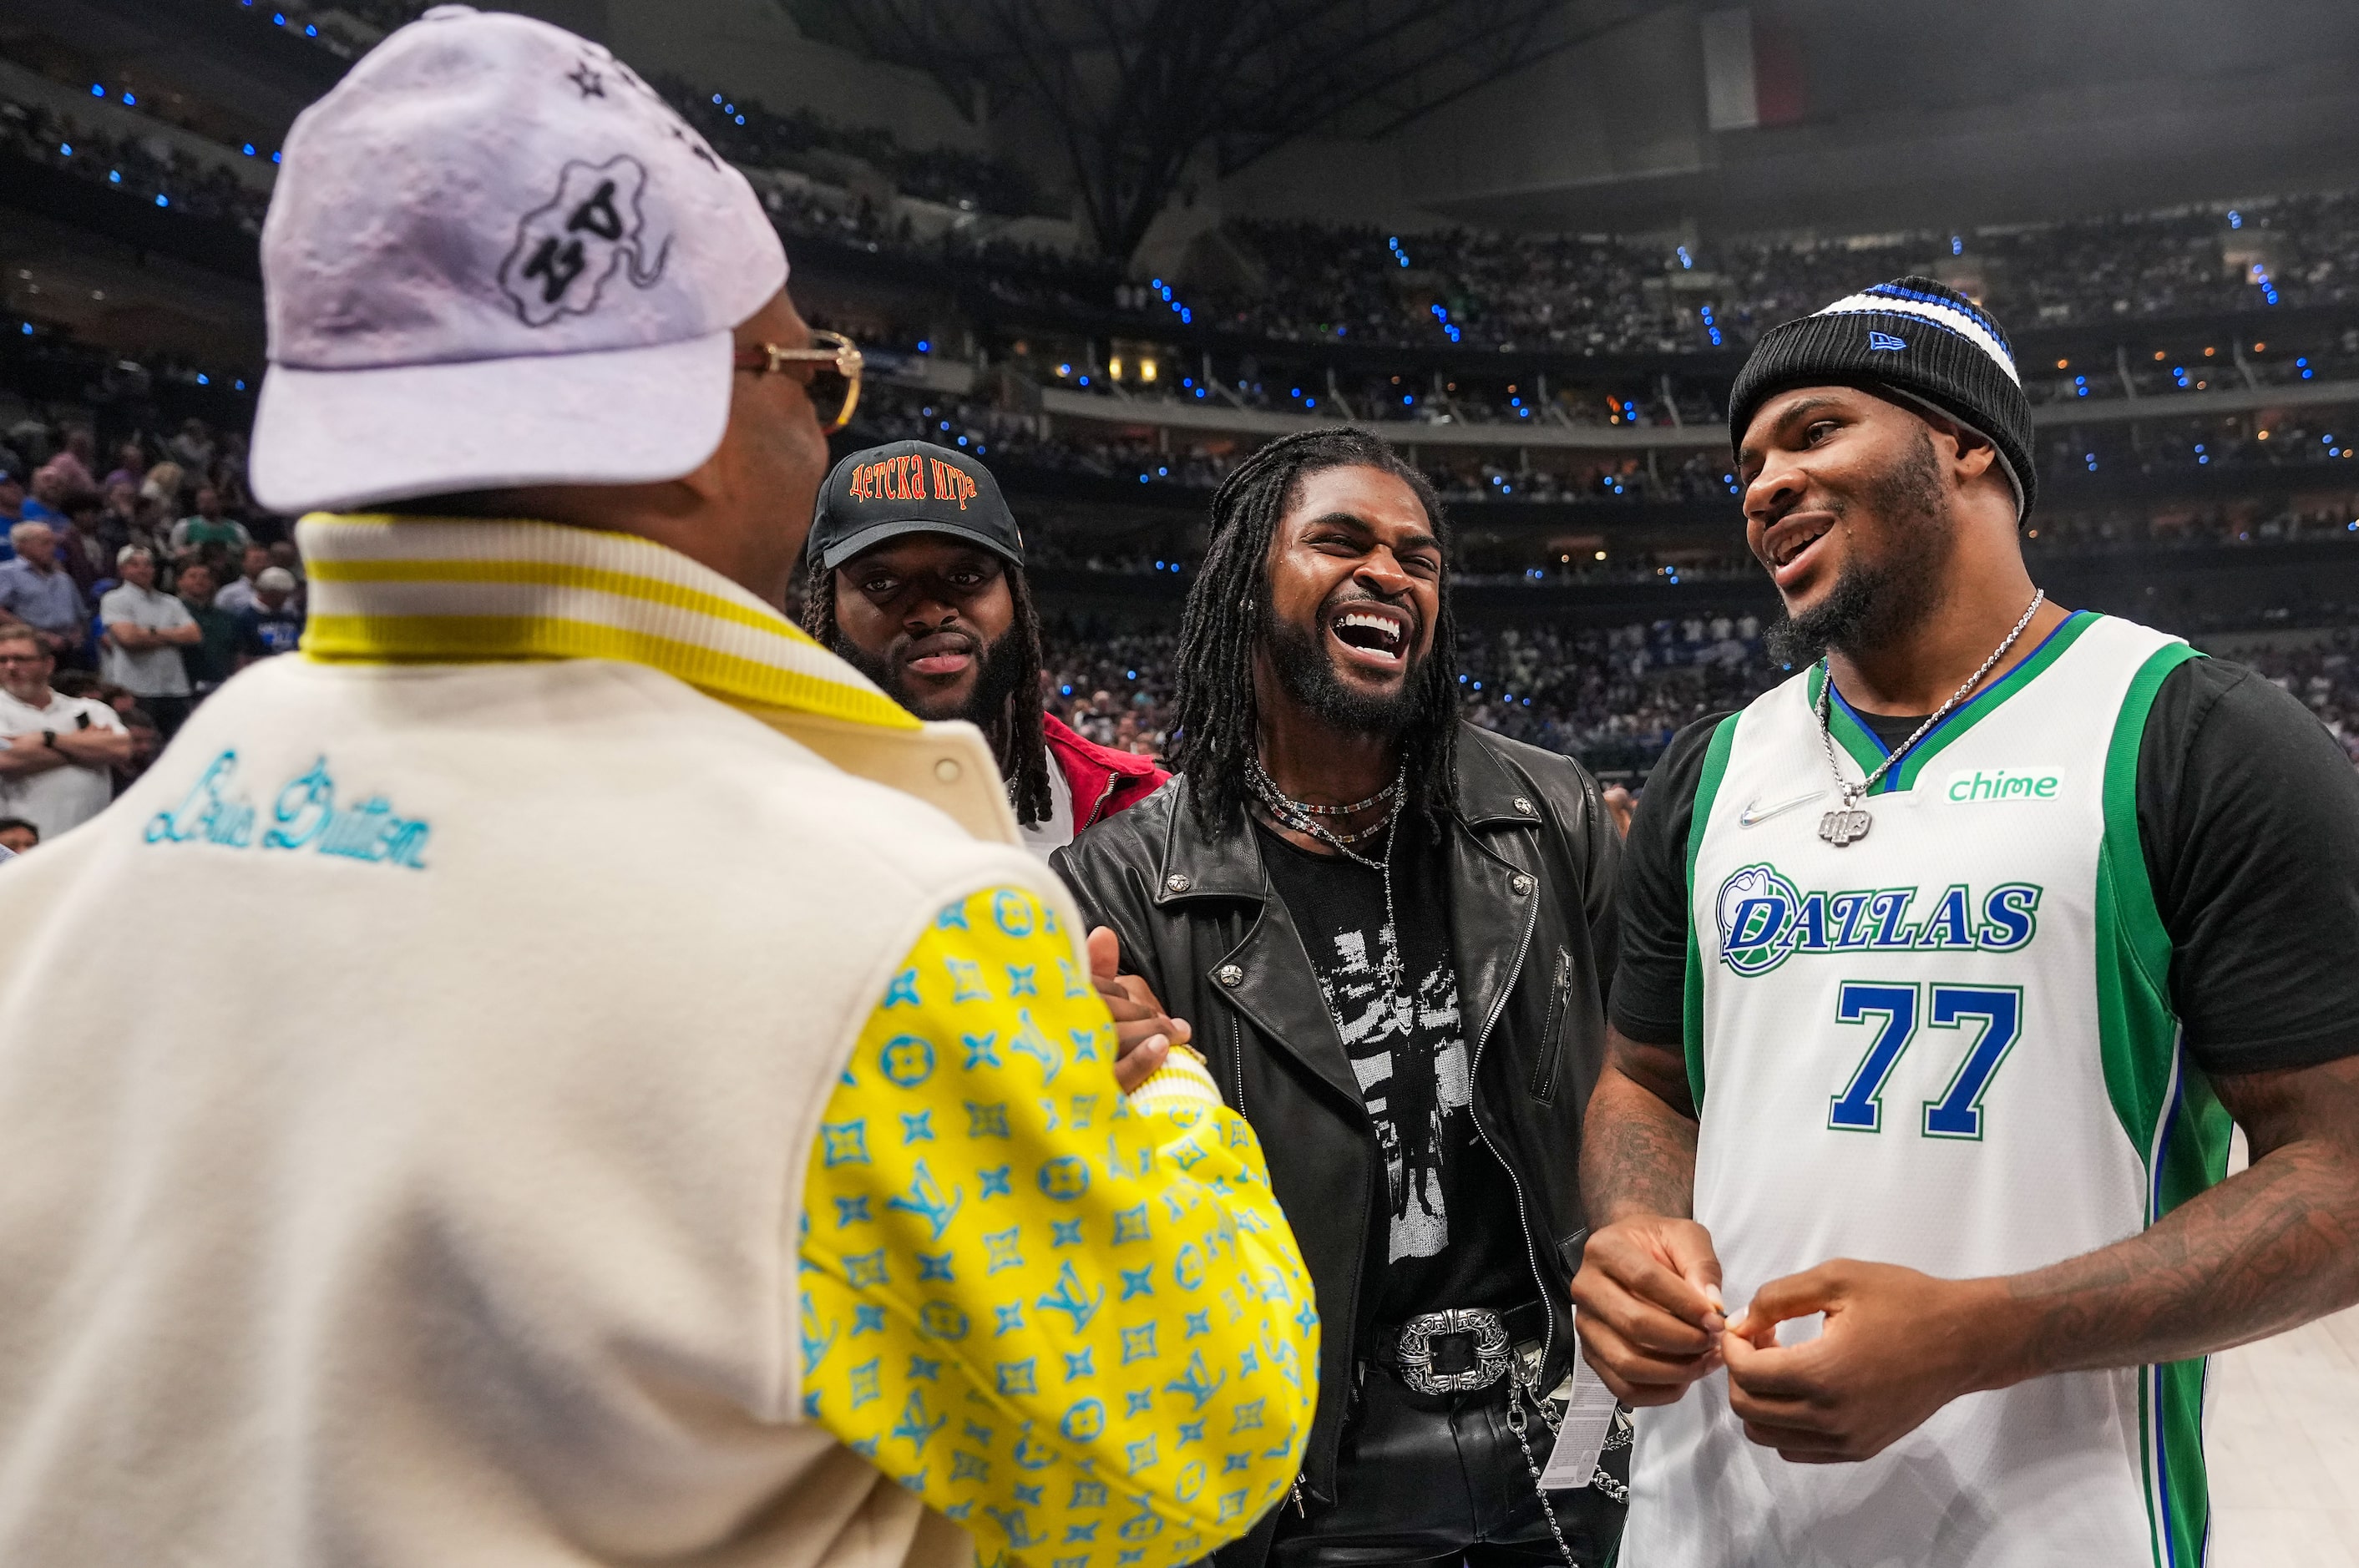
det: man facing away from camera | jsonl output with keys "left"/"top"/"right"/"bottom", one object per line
{"left": 0, "top": 10, "right": 1318, "bottom": 1568}
{"left": 1056, "top": 427, "right": 1627, "bottom": 1568}
{"left": 802, "top": 438, "right": 1165, "bottom": 862}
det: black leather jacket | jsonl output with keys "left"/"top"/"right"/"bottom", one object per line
{"left": 1050, "top": 724, "right": 1620, "bottom": 1548}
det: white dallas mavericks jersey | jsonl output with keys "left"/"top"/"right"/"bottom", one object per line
{"left": 1626, "top": 613, "right": 2231, "bottom": 1568}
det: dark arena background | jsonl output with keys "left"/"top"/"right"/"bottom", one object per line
{"left": 3, "top": 4, "right": 2359, "bottom": 1551}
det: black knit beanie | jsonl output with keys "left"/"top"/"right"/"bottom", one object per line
{"left": 1727, "top": 276, "right": 2036, "bottom": 519}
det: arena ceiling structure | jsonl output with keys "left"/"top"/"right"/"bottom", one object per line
{"left": 789, "top": 0, "right": 1675, "bottom": 259}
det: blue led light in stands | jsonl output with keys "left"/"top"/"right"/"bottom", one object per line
{"left": 1138, "top": 474, "right": 1150, "bottom": 484}
{"left": 1157, "top": 467, "right": 1167, "bottom": 477}
{"left": 712, "top": 94, "right": 722, "bottom": 104}
{"left": 2230, "top": 210, "right": 2242, "bottom": 228}
{"left": 242, "top": 143, "right": 255, "bottom": 155}
{"left": 956, "top": 435, "right": 967, "bottom": 446}
{"left": 108, "top": 169, "right": 119, "bottom": 183}
{"left": 196, "top": 374, "right": 209, "bottom": 385}
{"left": 1951, "top": 235, "right": 1963, "bottom": 255}
{"left": 19, "top": 324, "right": 31, "bottom": 336}
{"left": 1402, "top": 395, "right": 1413, "bottom": 405}
{"left": 123, "top": 92, "right": 138, "bottom": 105}
{"left": 1677, "top": 245, "right": 1692, "bottom": 269}
{"left": 58, "top": 144, "right": 70, "bottom": 156}
{"left": 235, "top": 379, "right": 246, "bottom": 390}
{"left": 90, "top": 84, "right": 104, "bottom": 97}
{"left": 916, "top": 340, "right": 929, "bottom": 352}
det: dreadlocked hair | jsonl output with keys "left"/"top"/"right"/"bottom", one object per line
{"left": 1167, "top": 426, "right": 1460, "bottom": 837}
{"left": 799, "top": 549, "right": 1057, "bottom": 827}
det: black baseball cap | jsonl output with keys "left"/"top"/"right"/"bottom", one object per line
{"left": 809, "top": 439, "right": 1024, "bottom": 572}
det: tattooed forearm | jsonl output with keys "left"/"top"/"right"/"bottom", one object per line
{"left": 1992, "top": 1054, "right": 2359, "bottom": 1384}
{"left": 1583, "top": 1033, "right": 1701, "bottom": 1225}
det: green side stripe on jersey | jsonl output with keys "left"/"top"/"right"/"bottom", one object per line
{"left": 1804, "top": 611, "right": 2101, "bottom": 796}
{"left": 1682, "top": 714, "right": 1742, "bottom": 1110}
{"left": 2095, "top": 638, "right": 2230, "bottom": 1568}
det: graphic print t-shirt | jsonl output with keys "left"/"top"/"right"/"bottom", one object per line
{"left": 1255, "top": 821, "right": 1525, "bottom": 1321}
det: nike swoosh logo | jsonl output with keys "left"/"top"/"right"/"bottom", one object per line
{"left": 1738, "top": 789, "right": 1826, "bottom": 827}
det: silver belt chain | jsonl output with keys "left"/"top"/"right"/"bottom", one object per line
{"left": 1384, "top": 1308, "right": 1632, "bottom": 1567}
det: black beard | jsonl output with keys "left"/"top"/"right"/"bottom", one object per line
{"left": 1764, "top": 425, "right": 1953, "bottom": 670}
{"left": 834, "top": 625, "right": 1034, "bottom": 739}
{"left": 1259, "top": 582, "right": 1429, "bottom": 736}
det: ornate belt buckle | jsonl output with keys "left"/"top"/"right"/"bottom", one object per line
{"left": 1394, "top": 1307, "right": 1511, "bottom": 1395}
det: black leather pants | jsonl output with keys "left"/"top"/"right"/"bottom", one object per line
{"left": 1266, "top": 1363, "right": 1626, "bottom": 1568}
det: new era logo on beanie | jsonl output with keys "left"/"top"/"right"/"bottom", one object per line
{"left": 1727, "top": 276, "right": 2036, "bottom": 519}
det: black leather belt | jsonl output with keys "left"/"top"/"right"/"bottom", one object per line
{"left": 1368, "top": 1300, "right": 1551, "bottom": 1395}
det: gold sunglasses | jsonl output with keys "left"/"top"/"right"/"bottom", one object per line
{"left": 732, "top": 328, "right": 864, "bottom": 431}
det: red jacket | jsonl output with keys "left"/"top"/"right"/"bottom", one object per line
{"left": 1041, "top": 712, "right": 1167, "bottom": 832}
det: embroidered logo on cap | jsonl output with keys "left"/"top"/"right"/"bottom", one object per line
{"left": 1868, "top": 330, "right": 1907, "bottom": 352}
{"left": 848, "top": 453, "right": 980, "bottom": 510}
{"left": 498, "top": 154, "right": 670, "bottom": 326}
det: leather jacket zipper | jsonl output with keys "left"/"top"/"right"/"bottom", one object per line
{"left": 1466, "top": 862, "right": 1555, "bottom": 1381}
{"left": 1530, "top": 947, "right": 1574, "bottom": 1102}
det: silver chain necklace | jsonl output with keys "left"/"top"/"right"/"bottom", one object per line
{"left": 1815, "top": 589, "right": 2045, "bottom": 847}
{"left": 1248, "top": 757, "right": 1403, "bottom": 853}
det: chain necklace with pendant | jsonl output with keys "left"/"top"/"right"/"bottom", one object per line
{"left": 1815, "top": 589, "right": 2045, "bottom": 847}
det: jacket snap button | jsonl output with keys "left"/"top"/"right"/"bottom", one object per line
{"left": 934, "top": 758, "right": 962, "bottom": 783}
{"left": 1513, "top": 797, "right": 1535, "bottom": 815}
{"left": 1217, "top": 964, "right": 1243, "bottom": 987}
{"left": 1511, "top": 873, "right": 1534, "bottom": 894}
{"left": 1166, "top": 873, "right": 1192, "bottom": 893}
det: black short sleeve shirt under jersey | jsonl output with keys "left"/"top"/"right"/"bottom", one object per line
{"left": 1612, "top": 655, "right": 2359, "bottom": 1077}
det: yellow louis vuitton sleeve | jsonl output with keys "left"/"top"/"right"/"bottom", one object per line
{"left": 797, "top": 887, "right": 1318, "bottom": 1568}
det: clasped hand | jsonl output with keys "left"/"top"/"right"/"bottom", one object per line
{"left": 1570, "top": 1216, "right": 2020, "bottom": 1462}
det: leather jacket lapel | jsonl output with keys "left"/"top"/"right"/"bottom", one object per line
{"left": 1216, "top": 898, "right": 1368, "bottom": 1112}
{"left": 1152, "top": 802, "right": 1367, "bottom": 1110}
{"left": 1448, "top": 821, "right": 1540, "bottom": 1066}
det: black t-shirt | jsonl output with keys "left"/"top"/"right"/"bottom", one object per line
{"left": 1613, "top": 655, "right": 2359, "bottom": 1076}
{"left": 1254, "top": 821, "right": 1528, "bottom": 1322}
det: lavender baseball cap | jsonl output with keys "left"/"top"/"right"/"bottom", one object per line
{"left": 250, "top": 5, "right": 787, "bottom": 514}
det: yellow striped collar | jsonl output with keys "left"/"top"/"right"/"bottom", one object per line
{"left": 295, "top": 513, "right": 919, "bottom": 731}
